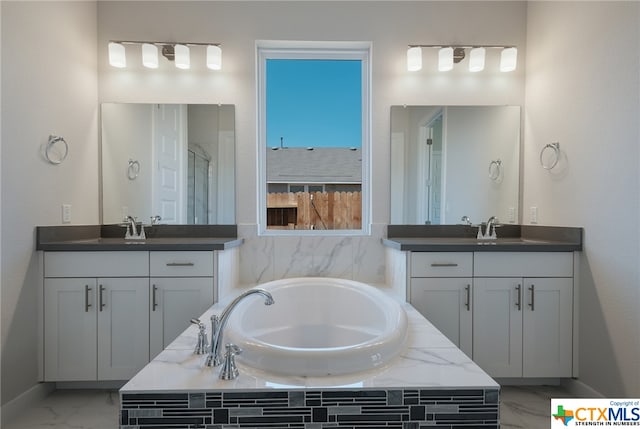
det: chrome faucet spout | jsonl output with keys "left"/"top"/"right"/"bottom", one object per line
{"left": 484, "top": 216, "right": 498, "bottom": 239}
{"left": 126, "top": 216, "right": 137, "bottom": 237}
{"left": 208, "top": 288, "right": 274, "bottom": 367}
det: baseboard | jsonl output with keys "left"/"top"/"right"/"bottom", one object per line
{"left": 561, "top": 378, "right": 605, "bottom": 398}
{"left": 495, "top": 377, "right": 561, "bottom": 386}
{"left": 1, "top": 382, "right": 55, "bottom": 427}
{"left": 55, "top": 380, "right": 126, "bottom": 390}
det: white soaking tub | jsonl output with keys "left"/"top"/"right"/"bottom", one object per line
{"left": 225, "top": 277, "right": 409, "bottom": 376}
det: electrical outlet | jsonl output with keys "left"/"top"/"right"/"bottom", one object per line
{"left": 62, "top": 204, "right": 72, "bottom": 223}
{"left": 508, "top": 207, "right": 516, "bottom": 223}
{"left": 530, "top": 206, "right": 538, "bottom": 224}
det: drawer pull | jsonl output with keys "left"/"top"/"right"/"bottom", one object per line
{"left": 464, "top": 284, "right": 471, "bottom": 311}
{"left": 528, "top": 284, "right": 535, "bottom": 311}
{"left": 166, "top": 262, "right": 195, "bottom": 267}
{"left": 152, "top": 285, "right": 158, "bottom": 311}
{"left": 84, "top": 285, "right": 92, "bottom": 312}
{"left": 99, "top": 284, "right": 106, "bottom": 311}
{"left": 430, "top": 263, "right": 458, "bottom": 267}
{"left": 515, "top": 284, "right": 522, "bottom": 311}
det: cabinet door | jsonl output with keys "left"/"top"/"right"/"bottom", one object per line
{"left": 97, "top": 278, "right": 150, "bottom": 380}
{"left": 522, "top": 277, "right": 573, "bottom": 377}
{"left": 44, "top": 278, "right": 97, "bottom": 381}
{"left": 473, "top": 278, "right": 523, "bottom": 377}
{"left": 149, "top": 277, "right": 214, "bottom": 358}
{"left": 410, "top": 278, "right": 473, "bottom": 357}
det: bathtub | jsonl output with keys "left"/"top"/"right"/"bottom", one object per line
{"left": 225, "top": 277, "right": 408, "bottom": 377}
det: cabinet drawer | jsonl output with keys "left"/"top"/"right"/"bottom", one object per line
{"left": 150, "top": 251, "right": 214, "bottom": 277}
{"left": 410, "top": 252, "right": 473, "bottom": 277}
{"left": 44, "top": 252, "right": 149, "bottom": 277}
{"left": 474, "top": 252, "right": 573, "bottom": 277}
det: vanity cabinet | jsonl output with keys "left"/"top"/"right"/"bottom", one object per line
{"left": 408, "top": 250, "right": 575, "bottom": 378}
{"left": 472, "top": 252, "right": 574, "bottom": 378}
{"left": 43, "top": 252, "right": 149, "bottom": 381}
{"left": 408, "top": 252, "right": 473, "bottom": 357}
{"left": 149, "top": 251, "right": 214, "bottom": 358}
{"left": 43, "top": 250, "right": 215, "bottom": 381}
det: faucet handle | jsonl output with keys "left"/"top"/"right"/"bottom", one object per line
{"left": 219, "top": 343, "right": 242, "bottom": 380}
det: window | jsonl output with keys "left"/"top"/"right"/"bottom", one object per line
{"left": 258, "top": 41, "right": 371, "bottom": 234}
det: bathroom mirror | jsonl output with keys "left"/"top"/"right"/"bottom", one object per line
{"left": 101, "top": 103, "right": 235, "bottom": 225}
{"left": 390, "top": 105, "right": 520, "bottom": 225}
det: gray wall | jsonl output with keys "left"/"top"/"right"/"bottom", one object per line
{"left": 524, "top": 2, "right": 640, "bottom": 397}
{"left": 1, "top": 1, "right": 98, "bottom": 405}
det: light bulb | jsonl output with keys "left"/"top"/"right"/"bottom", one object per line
{"left": 108, "top": 42, "right": 126, "bottom": 68}
{"left": 469, "top": 47, "right": 485, "bottom": 72}
{"left": 174, "top": 44, "right": 190, "bottom": 69}
{"left": 141, "top": 43, "right": 158, "bottom": 69}
{"left": 500, "top": 47, "right": 518, "bottom": 72}
{"left": 406, "top": 46, "right": 422, "bottom": 72}
{"left": 438, "top": 47, "right": 454, "bottom": 72}
{"left": 207, "top": 45, "right": 222, "bottom": 70}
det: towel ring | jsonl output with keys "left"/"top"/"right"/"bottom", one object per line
{"left": 540, "top": 142, "right": 560, "bottom": 170}
{"left": 44, "top": 135, "right": 68, "bottom": 165}
{"left": 128, "top": 159, "right": 140, "bottom": 180}
{"left": 488, "top": 159, "right": 502, "bottom": 181}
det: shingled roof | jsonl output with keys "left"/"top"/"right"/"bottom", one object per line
{"left": 267, "top": 147, "right": 362, "bottom": 184}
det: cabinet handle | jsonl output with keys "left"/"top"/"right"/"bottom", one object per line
{"left": 84, "top": 285, "right": 92, "bottom": 312}
{"left": 464, "top": 284, "right": 471, "bottom": 311}
{"left": 99, "top": 284, "right": 106, "bottom": 312}
{"left": 528, "top": 284, "right": 535, "bottom": 311}
{"left": 430, "top": 263, "right": 458, "bottom": 267}
{"left": 515, "top": 284, "right": 522, "bottom": 310}
{"left": 152, "top": 285, "right": 158, "bottom": 311}
{"left": 166, "top": 262, "right": 194, "bottom": 267}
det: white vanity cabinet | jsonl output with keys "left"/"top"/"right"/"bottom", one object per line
{"left": 408, "top": 252, "right": 473, "bottom": 357}
{"left": 43, "top": 252, "right": 149, "bottom": 381}
{"left": 149, "top": 251, "right": 214, "bottom": 358}
{"left": 472, "top": 252, "right": 574, "bottom": 378}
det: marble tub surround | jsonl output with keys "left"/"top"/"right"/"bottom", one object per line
{"left": 236, "top": 223, "right": 387, "bottom": 285}
{"left": 36, "top": 224, "right": 243, "bottom": 251}
{"left": 120, "top": 296, "right": 499, "bottom": 428}
{"left": 384, "top": 224, "right": 582, "bottom": 252}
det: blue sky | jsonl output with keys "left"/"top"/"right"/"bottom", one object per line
{"left": 266, "top": 59, "right": 362, "bottom": 148}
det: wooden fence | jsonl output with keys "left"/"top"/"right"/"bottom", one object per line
{"left": 267, "top": 191, "right": 362, "bottom": 230}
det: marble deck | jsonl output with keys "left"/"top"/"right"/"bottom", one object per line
{"left": 3, "top": 385, "right": 579, "bottom": 429}
{"left": 118, "top": 299, "right": 499, "bottom": 428}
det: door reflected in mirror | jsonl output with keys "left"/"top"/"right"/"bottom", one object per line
{"left": 390, "top": 106, "right": 520, "bottom": 225}
{"left": 101, "top": 104, "right": 235, "bottom": 225}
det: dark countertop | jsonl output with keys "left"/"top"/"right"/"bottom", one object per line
{"left": 383, "top": 224, "right": 582, "bottom": 252}
{"left": 36, "top": 224, "right": 243, "bottom": 251}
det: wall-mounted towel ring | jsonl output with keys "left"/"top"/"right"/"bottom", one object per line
{"left": 540, "top": 142, "right": 560, "bottom": 170}
{"left": 488, "top": 159, "right": 502, "bottom": 181}
{"left": 44, "top": 135, "right": 68, "bottom": 165}
{"left": 128, "top": 159, "right": 141, "bottom": 180}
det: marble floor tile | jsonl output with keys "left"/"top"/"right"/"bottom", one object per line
{"left": 3, "top": 385, "right": 577, "bottom": 429}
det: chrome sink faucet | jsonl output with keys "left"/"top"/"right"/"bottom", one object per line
{"left": 205, "top": 288, "right": 275, "bottom": 372}
{"left": 124, "top": 215, "right": 145, "bottom": 240}
{"left": 478, "top": 216, "right": 499, "bottom": 240}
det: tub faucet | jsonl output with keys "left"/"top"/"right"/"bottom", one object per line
{"left": 205, "top": 288, "right": 275, "bottom": 368}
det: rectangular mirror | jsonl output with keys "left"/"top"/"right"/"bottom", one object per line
{"left": 390, "top": 105, "right": 520, "bottom": 225}
{"left": 101, "top": 103, "right": 235, "bottom": 225}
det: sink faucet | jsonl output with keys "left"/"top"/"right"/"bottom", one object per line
{"left": 205, "top": 288, "right": 275, "bottom": 368}
{"left": 480, "top": 216, "right": 498, "bottom": 240}
{"left": 124, "top": 216, "right": 145, "bottom": 240}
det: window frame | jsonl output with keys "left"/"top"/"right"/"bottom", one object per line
{"left": 257, "top": 41, "right": 371, "bottom": 236}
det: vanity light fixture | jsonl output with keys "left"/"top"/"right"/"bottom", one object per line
{"left": 407, "top": 44, "right": 517, "bottom": 73}
{"left": 107, "top": 40, "right": 223, "bottom": 70}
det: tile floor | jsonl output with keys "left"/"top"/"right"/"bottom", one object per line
{"left": 3, "top": 385, "right": 577, "bottom": 429}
